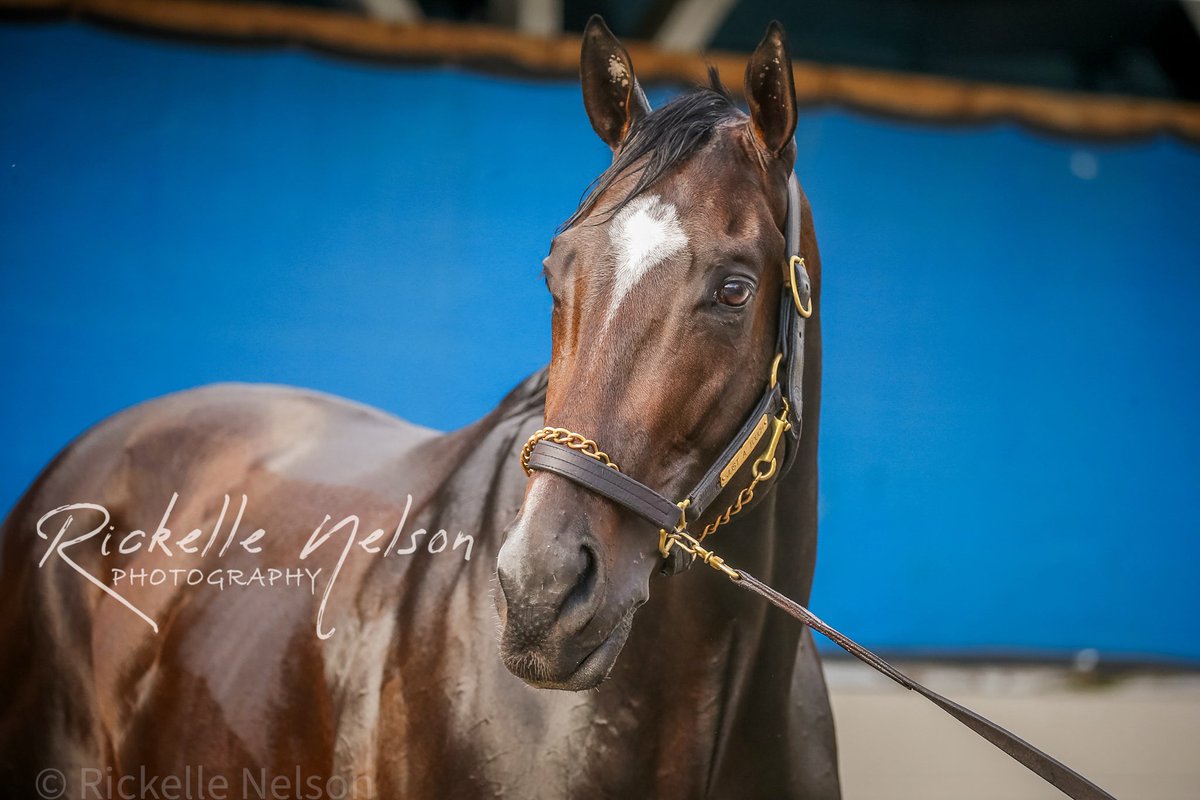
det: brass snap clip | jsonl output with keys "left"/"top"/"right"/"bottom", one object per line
{"left": 752, "top": 399, "right": 792, "bottom": 481}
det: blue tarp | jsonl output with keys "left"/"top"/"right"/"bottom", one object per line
{"left": 2, "top": 23, "right": 1198, "bottom": 661}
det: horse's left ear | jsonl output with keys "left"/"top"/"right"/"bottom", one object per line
{"left": 744, "top": 21, "right": 798, "bottom": 158}
{"left": 580, "top": 15, "right": 651, "bottom": 150}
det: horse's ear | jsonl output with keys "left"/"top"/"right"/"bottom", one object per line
{"left": 580, "top": 15, "right": 651, "bottom": 150}
{"left": 744, "top": 21, "right": 798, "bottom": 158}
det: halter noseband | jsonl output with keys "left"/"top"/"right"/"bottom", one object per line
{"left": 520, "top": 173, "right": 812, "bottom": 576}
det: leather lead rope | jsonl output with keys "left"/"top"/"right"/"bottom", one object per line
{"left": 734, "top": 572, "right": 1117, "bottom": 800}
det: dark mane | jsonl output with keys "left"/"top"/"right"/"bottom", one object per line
{"left": 563, "top": 70, "right": 740, "bottom": 230}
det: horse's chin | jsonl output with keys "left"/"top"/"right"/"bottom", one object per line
{"left": 502, "top": 609, "right": 635, "bottom": 692}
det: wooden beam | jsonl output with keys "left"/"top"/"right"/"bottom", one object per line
{"left": 3, "top": 0, "right": 1198, "bottom": 141}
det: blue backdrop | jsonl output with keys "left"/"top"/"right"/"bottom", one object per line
{"left": 3, "top": 23, "right": 1198, "bottom": 662}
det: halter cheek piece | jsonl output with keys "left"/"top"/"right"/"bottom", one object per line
{"left": 521, "top": 173, "right": 812, "bottom": 576}
{"left": 516, "top": 172, "right": 1115, "bottom": 800}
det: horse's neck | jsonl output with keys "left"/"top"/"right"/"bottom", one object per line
{"left": 596, "top": 453, "right": 819, "bottom": 792}
{"left": 636, "top": 318, "right": 823, "bottom": 786}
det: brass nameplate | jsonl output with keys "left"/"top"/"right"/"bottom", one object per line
{"left": 719, "top": 414, "right": 770, "bottom": 486}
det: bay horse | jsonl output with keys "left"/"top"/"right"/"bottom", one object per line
{"left": 0, "top": 17, "right": 840, "bottom": 799}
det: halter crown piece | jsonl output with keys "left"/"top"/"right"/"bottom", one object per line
{"left": 516, "top": 172, "right": 1116, "bottom": 800}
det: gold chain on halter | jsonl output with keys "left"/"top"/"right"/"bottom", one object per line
{"left": 697, "top": 383, "right": 791, "bottom": 543}
{"left": 698, "top": 466, "right": 767, "bottom": 542}
{"left": 520, "top": 427, "right": 620, "bottom": 475}
{"left": 656, "top": 397, "right": 789, "bottom": 578}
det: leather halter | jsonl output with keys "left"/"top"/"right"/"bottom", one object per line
{"left": 517, "top": 172, "right": 1115, "bottom": 800}
{"left": 522, "top": 173, "right": 812, "bottom": 575}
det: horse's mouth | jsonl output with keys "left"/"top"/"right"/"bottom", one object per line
{"left": 503, "top": 608, "right": 636, "bottom": 692}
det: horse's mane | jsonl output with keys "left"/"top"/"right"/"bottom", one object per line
{"left": 562, "top": 69, "right": 740, "bottom": 231}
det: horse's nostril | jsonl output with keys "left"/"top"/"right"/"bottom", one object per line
{"left": 560, "top": 544, "right": 599, "bottom": 618}
{"left": 496, "top": 529, "right": 604, "bottom": 639}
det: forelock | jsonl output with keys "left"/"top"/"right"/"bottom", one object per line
{"left": 563, "top": 76, "right": 741, "bottom": 232}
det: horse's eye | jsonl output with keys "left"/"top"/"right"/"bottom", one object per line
{"left": 715, "top": 279, "right": 753, "bottom": 308}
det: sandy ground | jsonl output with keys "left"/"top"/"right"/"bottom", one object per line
{"left": 825, "top": 659, "right": 1200, "bottom": 799}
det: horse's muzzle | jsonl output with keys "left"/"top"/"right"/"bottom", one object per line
{"left": 494, "top": 481, "right": 648, "bottom": 690}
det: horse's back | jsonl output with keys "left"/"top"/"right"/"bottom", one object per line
{"left": 0, "top": 382, "right": 449, "bottom": 790}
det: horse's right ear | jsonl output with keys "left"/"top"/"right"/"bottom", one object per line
{"left": 580, "top": 15, "right": 650, "bottom": 150}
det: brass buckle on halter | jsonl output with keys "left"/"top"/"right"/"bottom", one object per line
{"left": 787, "top": 255, "right": 813, "bottom": 318}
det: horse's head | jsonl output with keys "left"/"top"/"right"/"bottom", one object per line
{"left": 496, "top": 17, "right": 802, "bottom": 690}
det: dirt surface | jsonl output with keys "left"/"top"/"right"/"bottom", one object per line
{"left": 825, "top": 660, "right": 1200, "bottom": 799}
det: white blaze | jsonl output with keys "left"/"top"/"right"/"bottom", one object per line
{"left": 605, "top": 195, "right": 688, "bottom": 324}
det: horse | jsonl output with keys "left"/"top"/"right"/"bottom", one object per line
{"left": 0, "top": 17, "right": 840, "bottom": 799}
